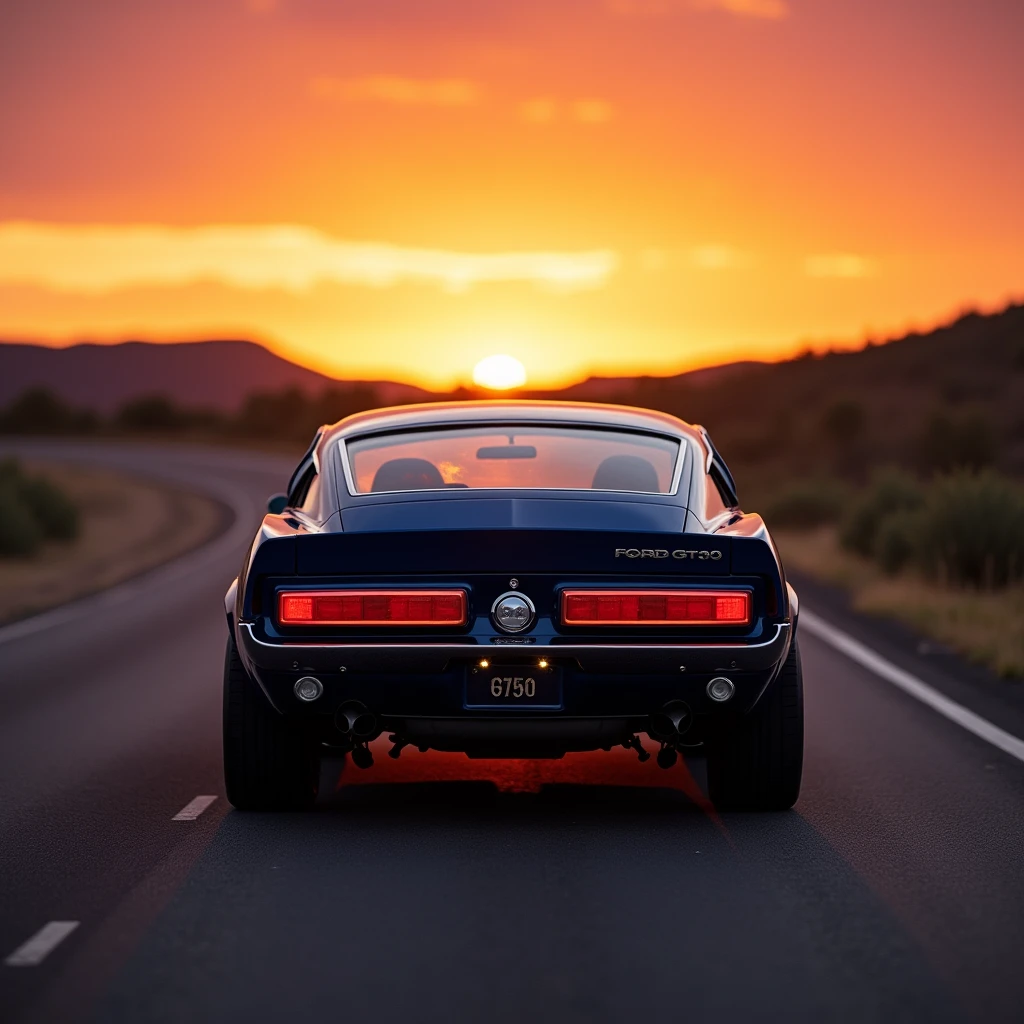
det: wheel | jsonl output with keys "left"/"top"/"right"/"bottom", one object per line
{"left": 706, "top": 635, "right": 804, "bottom": 811}
{"left": 223, "top": 634, "right": 321, "bottom": 810}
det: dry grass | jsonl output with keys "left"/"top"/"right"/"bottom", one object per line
{"left": 0, "top": 461, "right": 224, "bottom": 623}
{"left": 776, "top": 527, "right": 1024, "bottom": 678}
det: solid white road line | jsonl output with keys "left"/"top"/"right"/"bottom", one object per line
{"left": 5, "top": 922, "right": 80, "bottom": 967}
{"left": 172, "top": 795, "right": 218, "bottom": 821}
{"left": 800, "top": 608, "right": 1024, "bottom": 765}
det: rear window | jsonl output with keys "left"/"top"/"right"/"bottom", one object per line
{"left": 345, "top": 426, "right": 680, "bottom": 494}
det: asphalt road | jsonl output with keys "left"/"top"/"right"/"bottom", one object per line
{"left": 2, "top": 440, "right": 1024, "bottom": 1024}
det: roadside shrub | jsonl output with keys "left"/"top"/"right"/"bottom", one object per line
{"left": 0, "top": 480, "right": 43, "bottom": 556}
{"left": 0, "top": 459, "right": 80, "bottom": 556}
{"left": 18, "top": 476, "right": 80, "bottom": 540}
{"left": 839, "top": 468, "right": 924, "bottom": 557}
{"left": 764, "top": 478, "right": 849, "bottom": 529}
{"left": 913, "top": 472, "right": 1024, "bottom": 587}
{"left": 874, "top": 508, "right": 922, "bottom": 575}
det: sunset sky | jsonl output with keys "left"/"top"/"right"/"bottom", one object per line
{"left": 1, "top": 0, "right": 1021, "bottom": 389}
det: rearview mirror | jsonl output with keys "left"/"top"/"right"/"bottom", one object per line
{"left": 476, "top": 445, "right": 537, "bottom": 460}
{"left": 267, "top": 493, "right": 288, "bottom": 514}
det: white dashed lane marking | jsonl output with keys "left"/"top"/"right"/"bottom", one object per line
{"left": 5, "top": 921, "right": 80, "bottom": 967}
{"left": 172, "top": 795, "right": 218, "bottom": 821}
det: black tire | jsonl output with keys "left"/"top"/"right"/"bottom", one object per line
{"left": 223, "top": 634, "right": 321, "bottom": 810}
{"left": 706, "top": 635, "right": 804, "bottom": 811}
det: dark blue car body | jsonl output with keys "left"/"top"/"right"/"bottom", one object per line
{"left": 224, "top": 401, "right": 802, "bottom": 810}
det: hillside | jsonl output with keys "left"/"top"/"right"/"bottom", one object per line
{"left": 2, "top": 305, "right": 1022, "bottom": 491}
{"left": 536, "top": 304, "right": 1024, "bottom": 494}
{"left": 0, "top": 339, "right": 428, "bottom": 413}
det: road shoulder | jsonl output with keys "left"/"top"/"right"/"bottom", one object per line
{"left": 792, "top": 569, "right": 1024, "bottom": 749}
{"left": 0, "top": 459, "right": 229, "bottom": 624}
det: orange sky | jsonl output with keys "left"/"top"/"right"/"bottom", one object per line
{"left": 0, "top": 0, "right": 1021, "bottom": 389}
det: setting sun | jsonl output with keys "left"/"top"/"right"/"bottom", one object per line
{"left": 472, "top": 354, "right": 528, "bottom": 391}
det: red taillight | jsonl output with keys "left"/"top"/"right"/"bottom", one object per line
{"left": 561, "top": 589, "right": 751, "bottom": 626}
{"left": 278, "top": 590, "right": 467, "bottom": 626}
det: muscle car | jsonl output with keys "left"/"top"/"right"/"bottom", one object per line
{"left": 224, "top": 401, "right": 802, "bottom": 811}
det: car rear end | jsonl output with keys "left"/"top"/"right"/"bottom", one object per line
{"left": 226, "top": 405, "right": 801, "bottom": 810}
{"left": 235, "top": 518, "right": 791, "bottom": 759}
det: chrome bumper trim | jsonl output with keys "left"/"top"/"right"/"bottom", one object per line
{"left": 238, "top": 622, "right": 791, "bottom": 675}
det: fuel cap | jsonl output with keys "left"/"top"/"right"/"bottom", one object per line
{"left": 491, "top": 591, "right": 536, "bottom": 633}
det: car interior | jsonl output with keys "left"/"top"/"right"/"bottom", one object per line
{"left": 369, "top": 453, "right": 661, "bottom": 493}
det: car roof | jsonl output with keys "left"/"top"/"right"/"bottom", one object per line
{"left": 320, "top": 400, "right": 703, "bottom": 443}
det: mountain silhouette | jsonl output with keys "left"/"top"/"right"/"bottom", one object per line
{"left": 0, "top": 339, "right": 428, "bottom": 413}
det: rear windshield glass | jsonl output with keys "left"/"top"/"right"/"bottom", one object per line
{"left": 345, "top": 426, "right": 680, "bottom": 494}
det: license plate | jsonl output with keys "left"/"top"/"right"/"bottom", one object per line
{"left": 465, "top": 666, "right": 563, "bottom": 708}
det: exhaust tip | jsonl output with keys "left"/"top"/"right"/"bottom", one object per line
{"left": 294, "top": 676, "right": 323, "bottom": 702}
{"left": 707, "top": 676, "right": 735, "bottom": 703}
{"left": 649, "top": 700, "right": 692, "bottom": 741}
{"left": 351, "top": 712, "right": 378, "bottom": 739}
{"left": 335, "top": 701, "right": 378, "bottom": 739}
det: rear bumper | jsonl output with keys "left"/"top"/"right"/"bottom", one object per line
{"left": 235, "top": 621, "right": 792, "bottom": 727}
{"left": 237, "top": 621, "right": 791, "bottom": 676}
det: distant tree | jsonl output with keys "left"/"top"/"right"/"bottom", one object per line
{"left": 231, "top": 385, "right": 387, "bottom": 443}
{"left": 917, "top": 412, "right": 996, "bottom": 474}
{"left": 234, "top": 387, "right": 310, "bottom": 440}
{"left": 0, "top": 388, "right": 98, "bottom": 435}
{"left": 764, "top": 478, "right": 850, "bottom": 529}
{"left": 315, "top": 385, "right": 380, "bottom": 426}
{"left": 821, "top": 400, "right": 865, "bottom": 445}
{"left": 115, "top": 395, "right": 187, "bottom": 432}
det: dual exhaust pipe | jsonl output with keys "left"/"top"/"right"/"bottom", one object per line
{"left": 649, "top": 700, "right": 692, "bottom": 743}
{"left": 647, "top": 675, "right": 736, "bottom": 744}
{"left": 336, "top": 700, "right": 379, "bottom": 770}
{"left": 335, "top": 701, "right": 378, "bottom": 741}
{"left": 647, "top": 675, "right": 735, "bottom": 768}
{"left": 292, "top": 675, "right": 379, "bottom": 767}
{"left": 648, "top": 700, "right": 693, "bottom": 769}
{"left": 292, "top": 676, "right": 378, "bottom": 740}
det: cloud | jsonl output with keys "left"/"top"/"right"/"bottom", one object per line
{"left": 310, "top": 75, "right": 481, "bottom": 107}
{"left": 519, "top": 98, "right": 558, "bottom": 123}
{"left": 640, "top": 248, "right": 669, "bottom": 271}
{"left": 572, "top": 99, "right": 614, "bottom": 124}
{"left": 692, "top": 0, "right": 789, "bottom": 18}
{"left": 607, "top": 0, "right": 789, "bottom": 20}
{"left": 519, "top": 97, "right": 614, "bottom": 124}
{"left": 638, "top": 246, "right": 752, "bottom": 272}
{"left": 689, "top": 245, "right": 752, "bottom": 270}
{"left": 804, "top": 253, "right": 878, "bottom": 279}
{"left": 0, "top": 223, "right": 618, "bottom": 294}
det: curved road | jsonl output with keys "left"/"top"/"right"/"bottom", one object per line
{"left": 1, "top": 441, "right": 1023, "bottom": 1024}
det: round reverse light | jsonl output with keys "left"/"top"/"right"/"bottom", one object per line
{"left": 491, "top": 591, "right": 536, "bottom": 633}
{"left": 707, "top": 676, "right": 735, "bottom": 703}
{"left": 294, "top": 676, "right": 323, "bottom": 702}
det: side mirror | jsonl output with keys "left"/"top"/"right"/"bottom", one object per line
{"left": 267, "top": 493, "right": 288, "bottom": 514}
